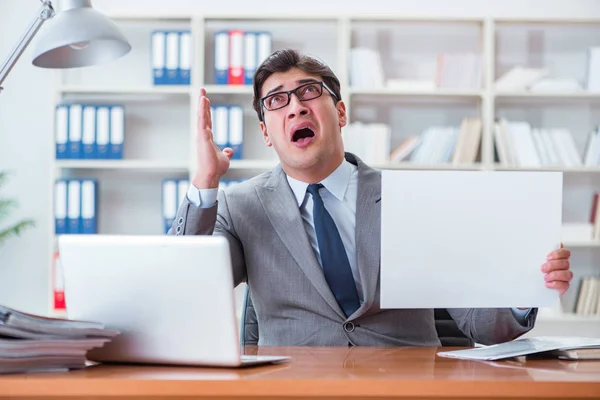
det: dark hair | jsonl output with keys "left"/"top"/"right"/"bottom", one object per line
{"left": 252, "top": 49, "right": 342, "bottom": 122}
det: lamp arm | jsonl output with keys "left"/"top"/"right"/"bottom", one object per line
{"left": 0, "top": 0, "right": 55, "bottom": 93}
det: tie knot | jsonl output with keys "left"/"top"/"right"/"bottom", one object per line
{"left": 307, "top": 183, "right": 324, "bottom": 198}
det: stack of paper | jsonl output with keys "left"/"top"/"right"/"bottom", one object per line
{"left": 0, "top": 304, "right": 119, "bottom": 374}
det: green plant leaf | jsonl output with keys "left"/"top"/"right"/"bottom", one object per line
{"left": 0, "top": 220, "right": 35, "bottom": 247}
{"left": 0, "top": 171, "right": 35, "bottom": 247}
{"left": 0, "top": 172, "right": 9, "bottom": 187}
{"left": 0, "top": 199, "right": 17, "bottom": 220}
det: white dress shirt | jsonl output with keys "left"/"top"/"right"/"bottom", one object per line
{"left": 187, "top": 161, "right": 529, "bottom": 322}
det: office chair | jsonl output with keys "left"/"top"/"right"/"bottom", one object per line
{"left": 239, "top": 286, "right": 473, "bottom": 347}
{"left": 240, "top": 285, "right": 259, "bottom": 346}
{"left": 433, "top": 308, "right": 474, "bottom": 347}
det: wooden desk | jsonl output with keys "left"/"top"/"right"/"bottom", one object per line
{"left": 1, "top": 346, "right": 599, "bottom": 399}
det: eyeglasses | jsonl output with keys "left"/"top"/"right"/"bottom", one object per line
{"left": 260, "top": 81, "right": 337, "bottom": 114}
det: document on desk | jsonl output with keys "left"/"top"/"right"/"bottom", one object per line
{"left": 437, "top": 336, "right": 600, "bottom": 360}
{"left": 380, "top": 170, "right": 563, "bottom": 309}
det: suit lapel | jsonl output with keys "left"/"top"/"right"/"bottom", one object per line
{"left": 348, "top": 154, "right": 382, "bottom": 318}
{"left": 256, "top": 166, "right": 346, "bottom": 319}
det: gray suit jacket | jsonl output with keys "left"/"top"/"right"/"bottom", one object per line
{"left": 169, "top": 152, "right": 536, "bottom": 346}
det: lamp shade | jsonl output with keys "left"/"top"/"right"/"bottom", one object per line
{"left": 32, "top": 0, "right": 131, "bottom": 69}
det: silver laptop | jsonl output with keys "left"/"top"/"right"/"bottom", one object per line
{"left": 58, "top": 234, "right": 289, "bottom": 367}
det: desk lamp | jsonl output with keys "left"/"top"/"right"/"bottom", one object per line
{"left": 0, "top": 0, "right": 131, "bottom": 93}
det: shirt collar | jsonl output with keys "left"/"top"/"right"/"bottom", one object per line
{"left": 286, "top": 159, "right": 353, "bottom": 207}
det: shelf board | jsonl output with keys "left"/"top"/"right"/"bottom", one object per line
{"left": 229, "top": 160, "right": 278, "bottom": 170}
{"left": 494, "top": 91, "right": 600, "bottom": 100}
{"left": 55, "top": 160, "right": 189, "bottom": 171}
{"left": 203, "top": 85, "right": 254, "bottom": 95}
{"left": 203, "top": 14, "right": 339, "bottom": 21}
{"left": 493, "top": 165, "right": 600, "bottom": 173}
{"left": 494, "top": 17, "right": 600, "bottom": 24}
{"left": 107, "top": 14, "right": 193, "bottom": 22}
{"left": 58, "top": 86, "right": 192, "bottom": 95}
{"left": 349, "top": 88, "right": 483, "bottom": 98}
{"left": 373, "top": 162, "right": 482, "bottom": 171}
{"left": 349, "top": 15, "right": 485, "bottom": 23}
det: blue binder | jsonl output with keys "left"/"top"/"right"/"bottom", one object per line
{"left": 243, "top": 31, "right": 257, "bottom": 85}
{"left": 212, "top": 105, "right": 229, "bottom": 151}
{"left": 165, "top": 31, "right": 179, "bottom": 85}
{"left": 257, "top": 31, "right": 272, "bottom": 67}
{"left": 67, "top": 180, "right": 81, "bottom": 234}
{"left": 214, "top": 31, "right": 229, "bottom": 85}
{"left": 109, "top": 105, "right": 124, "bottom": 159}
{"left": 54, "top": 180, "right": 68, "bottom": 234}
{"left": 179, "top": 30, "right": 191, "bottom": 85}
{"left": 80, "top": 179, "right": 97, "bottom": 234}
{"left": 55, "top": 105, "right": 69, "bottom": 159}
{"left": 82, "top": 105, "right": 97, "bottom": 159}
{"left": 228, "top": 105, "right": 243, "bottom": 160}
{"left": 68, "top": 104, "right": 83, "bottom": 159}
{"left": 95, "top": 106, "right": 110, "bottom": 159}
{"left": 152, "top": 30, "right": 166, "bottom": 85}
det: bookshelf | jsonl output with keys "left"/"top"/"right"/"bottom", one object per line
{"left": 48, "top": 13, "right": 600, "bottom": 337}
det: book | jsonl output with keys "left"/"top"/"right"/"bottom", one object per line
{"left": 437, "top": 336, "right": 600, "bottom": 361}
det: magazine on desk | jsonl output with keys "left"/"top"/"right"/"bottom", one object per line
{"left": 437, "top": 337, "right": 600, "bottom": 361}
{"left": 0, "top": 304, "right": 119, "bottom": 374}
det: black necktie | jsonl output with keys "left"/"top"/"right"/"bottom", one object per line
{"left": 307, "top": 183, "right": 360, "bottom": 318}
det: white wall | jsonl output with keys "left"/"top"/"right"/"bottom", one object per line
{"left": 92, "top": 0, "right": 600, "bottom": 19}
{"left": 0, "top": 0, "right": 55, "bottom": 314}
{"left": 0, "top": 0, "right": 599, "bottom": 315}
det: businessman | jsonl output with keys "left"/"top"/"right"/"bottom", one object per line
{"left": 168, "top": 49, "right": 573, "bottom": 346}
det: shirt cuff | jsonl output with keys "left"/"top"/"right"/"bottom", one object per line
{"left": 187, "top": 183, "right": 219, "bottom": 208}
{"left": 510, "top": 307, "right": 531, "bottom": 324}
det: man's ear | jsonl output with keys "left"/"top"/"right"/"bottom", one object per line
{"left": 337, "top": 101, "right": 347, "bottom": 128}
{"left": 260, "top": 121, "right": 272, "bottom": 147}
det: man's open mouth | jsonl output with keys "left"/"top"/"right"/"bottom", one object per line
{"left": 292, "top": 127, "right": 315, "bottom": 142}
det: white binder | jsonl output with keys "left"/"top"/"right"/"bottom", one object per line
{"left": 54, "top": 180, "right": 68, "bottom": 234}
{"left": 109, "top": 105, "right": 124, "bottom": 159}
{"left": 214, "top": 31, "right": 229, "bottom": 84}
{"left": 96, "top": 106, "right": 110, "bottom": 158}
{"left": 80, "top": 180, "right": 97, "bottom": 234}
{"left": 257, "top": 32, "right": 272, "bottom": 65}
{"left": 228, "top": 105, "right": 243, "bottom": 160}
{"left": 55, "top": 105, "right": 69, "bottom": 159}
{"left": 179, "top": 31, "right": 191, "bottom": 85}
{"left": 67, "top": 180, "right": 81, "bottom": 234}
{"left": 82, "top": 105, "right": 96, "bottom": 159}
{"left": 68, "top": 104, "right": 83, "bottom": 159}
{"left": 165, "top": 31, "right": 179, "bottom": 85}
{"left": 213, "top": 105, "right": 229, "bottom": 151}
{"left": 243, "top": 32, "right": 257, "bottom": 84}
{"left": 152, "top": 31, "right": 166, "bottom": 85}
